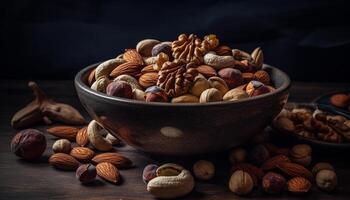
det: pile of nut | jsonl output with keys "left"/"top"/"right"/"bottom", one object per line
{"left": 87, "top": 33, "right": 275, "bottom": 103}
{"left": 330, "top": 93, "right": 350, "bottom": 112}
{"left": 274, "top": 104, "right": 350, "bottom": 143}
{"left": 142, "top": 143, "right": 337, "bottom": 198}
{"left": 10, "top": 82, "right": 132, "bottom": 184}
{"left": 11, "top": 121, "right": 133, "bottom": 184}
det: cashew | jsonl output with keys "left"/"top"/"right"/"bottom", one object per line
{"left": 114, "top": 74, "right": 141, "bottom": 90}
{"left": 87, "top": 120, "right": 113, "bottom": 151}
{"left": 91, "top": 76, "right": 111, "bottom": 93}
{"left": 147, "top": 163, "right": 194, "bottom": 199}
{"left": 95, "top": 58, "right": 125, "bottom": 80}
{"left": 203, "top": 51, "right": 235, "bottom": 70}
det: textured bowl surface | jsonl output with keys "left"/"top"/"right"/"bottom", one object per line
{"left": 75, "top": 63, "right": 290, "bottom": 155}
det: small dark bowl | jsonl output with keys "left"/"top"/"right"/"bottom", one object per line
{"left": 75, "top": 63, "right": 290, "bottom": 155}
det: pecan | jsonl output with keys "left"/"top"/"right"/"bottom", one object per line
{"left": 157, "top": 59, "right": 198, "bottom": 97}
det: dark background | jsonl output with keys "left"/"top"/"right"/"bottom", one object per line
{"left": 1, "top": 0, "right": 350, "bottom": 82}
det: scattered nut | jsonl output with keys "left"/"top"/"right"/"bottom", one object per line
{"left": 76, "top": 164, "right": 97, "bottom": 183}
{"left": 52, "top": 139, "right": 71, "bottom": 154}
{"left": 290, "top": 144, "right": 312, "bottom": 166}
{"left": 193, "top": 160, "right": 215, "bottom": 180}
{"left": 11, "top": 129, "right": 46, "bottom": 161}
{"left": 199, "top": 88, "right": 223, "bottom": 103}
{"left": 143, "top": 164, "right": 158, "bottom": 183}
{"left": 312, "top": 162, "right": 334, "bottom": 176}
{"left": 147, "top": 163, "right": 195, "bottom": 199}
{"left": 287, "top": 177, "right": 311, "bottom": 194}
{"left": 249, "top": 144, "right": 270, "bottom": 165}
{"left": 87, "top": 120, "right": 113, "bottom": 151}
{"left": 262, "top": 172, "right": 286, "bottom": 194}
{"left": 228, "top": 148, "right": 247, "bottom": 164}
{"left": 229, "top": 170, "right": 254, "bottom": 196}
{"left": 316, "top": 169, "right": 337, "bottom": 192}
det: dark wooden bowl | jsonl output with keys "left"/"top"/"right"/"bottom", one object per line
{"left": 75, "top": 63, "right": 290, "bottom": 155}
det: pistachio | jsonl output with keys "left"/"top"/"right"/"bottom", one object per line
{"left": 208, "top": 77, "right": 229, "bottom": 96}
{"left": 223, "top": 86, "right": 249, "bottom": 101}
{"left": 91, "top": 76, "right": 111, "bottom": 93}
{"left": 199, "top": 88, "right": 223, "bottom": 103}
{"left": 190, "top": 76, "right": 210, "bottom": 97}
{"left": 171, "top": 94, "right": 199, "bottom": 103}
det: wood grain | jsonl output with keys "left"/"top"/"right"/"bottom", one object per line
{"left": 0, "top": 80, "right": 349, "bottom": 200}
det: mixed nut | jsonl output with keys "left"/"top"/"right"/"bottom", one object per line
{"left": 87, "top": 33, "right": 275, "bottom": 103}
{"left": 10, "top": 117, "right": 133, "bottom": 185}
{"left": 274, "top": 104, "right": 350, "bottom": 143}
{"left": 142, "top": 143, "right": 338, "bottom": 198}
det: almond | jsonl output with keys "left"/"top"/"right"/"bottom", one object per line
{"left": 214, "top": 45, "right": 232, "bottom": 56}
{"left": 287, "top": 177, "right": 311, "bottom": 194}
{"left": 123, "top": 49, "right": 144, "bottom": 65}
{"left": 139, "top": 72, "right": 158, "bottom": 88}
{"left": 254, "top": 70, "right": 270, "bottom": 85}
{"left": 261, "top": 155, "right": 291, "bottom": 171}
{"left": 76, "top": 127, "right": 89, "bottom": 147}
{"left": 196, "top": 65, "right": 217, "bottom": 78}
{"left": 110, "top": 61, "right": 140, "bottom": 78}
{"left": 92, "top": 152, "right": 132, "bottom": 169}
{"left": 96, "top": 162, "right": 120, "bottom": 183}
{"left": 277, "top": 162, "right": 313, "bottom": 181}
{"left": 70, "top": 147, "right": 94, "bottom": 162}
{"left": 88, "top": 68, "right": 96, "bottom": 86}
{"left": 141, "top": 64, "right": 157, "bottom": 74}
{"left": 47, "top": 126, "right": 80, "bottom": 141}
{"left": 49, "top": 153, "right": 80, "bottom": 170}
{"left": 230, "top": 163, "right": 264, "bottom": 179}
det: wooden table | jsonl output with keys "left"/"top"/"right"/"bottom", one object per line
{"left": 0, "top": 80, "right": 349, "bottom": 200}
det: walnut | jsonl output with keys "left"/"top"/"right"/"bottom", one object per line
{"left": 172, "top": 34, "right": 215, "bottom": 65}
{"left": 157, "top": 59, "right": 198, "bottom": 97}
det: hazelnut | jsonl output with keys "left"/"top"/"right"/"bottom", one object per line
{"left": 246, "top": 80, "right": 271, "bottom": 97}
{"left": 199, "top": 88, "right": 223, "bottom": 103}
{"left": 145, "top": 86, "right": 168, "bottom": 102}
{"left": 228, "top": 148, "right": 247, "bottom": 164}
{"left": 208, "top": 77, "right": 229, "bottom": 96}
{"left": 290, "top": 144, "right": 312, "bottom": 166}
{"left": 106, "top": 81, "right": 133, "bottom": 99}
{"left": 11, "top": 129, "right": 46, "bottom": 161}
{"left": 171, "top": 94, "right": 199, "bottom": 103}
{"left": 223, "top": 86, "right": 249, "bottom": 101}
{"left": 316, "top": 169, "right": 337, "bottom": 192}
{"left": 142, "top": 164, "right": 158, "bottom": 183}
{"left": 76, "top": 164, "right": 97, "bottom": 183}
{"left": 152, "top": 42, "right": 172, "bottom": 58}
{"left": 330, "top": 94, "right": 350, "bottom": 108}
{"left": 52, "top": 139, "right": 71, "bottom": 153}
{"left": 249, "top": 144, "right": 270, "bottom": 165}
{"left": 312, "top": 162, "right": 334, "bottom": 176}
{"left": 229, "top": 170, "right": 254, "bottom": 195}
{"left": 193, "top": 160, "right": 215, "bottom": 180}
{"left": 262, "top": 172, "right": 286, "bottom": 194}
{"left": 254, "top": 70, "right": 270, "bottom": 85}
{"left": 190, "top": 76, "right": 210, "bottom": 97}
{"left": 218, "top": 68, "right": 243, "bottom": 89}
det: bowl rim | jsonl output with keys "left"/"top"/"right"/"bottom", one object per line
{"left": 75, "top": 62, "right": 291, "bottom": 107}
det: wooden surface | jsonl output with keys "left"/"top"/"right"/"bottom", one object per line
{"left": 0, "top": 80, "right": 350, "bottom": 200}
